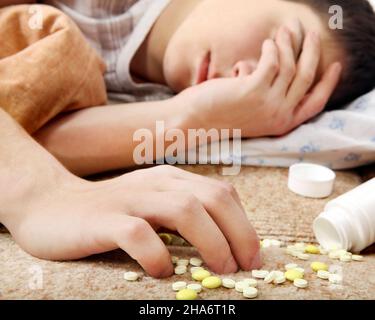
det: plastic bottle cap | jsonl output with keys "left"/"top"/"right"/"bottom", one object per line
{"left": 288, "top": 163, "right": 336, "bottom": 198}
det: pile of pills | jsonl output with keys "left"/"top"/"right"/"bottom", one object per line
{"left": 122, "top": 239, "right": 364, "bottom": 300}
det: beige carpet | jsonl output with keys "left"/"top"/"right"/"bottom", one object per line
{"left": 1, "top": 165, "right": 374, "bottom": 300}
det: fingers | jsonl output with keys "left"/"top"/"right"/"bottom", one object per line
{"left": 251, "top": 39, "right": 279, "bottom": 87}
{"left": 111, "top": 215, "right": 174, "bottom": 278}
{"left": 163, "top": 178, "right": 261, "bottom": 271}
{"left": 127, "top": 191, "right": 239, "bottom": 274}
{"left": 286, "top": 31, "right": 321, "bottom": 107}
{"left": 291, "top": 62, "right": 342, "bottom": 128}
{"left": 272, "top": 27, "right": 297, "bottom": 95}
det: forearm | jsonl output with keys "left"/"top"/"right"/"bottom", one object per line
{"left": 0, "top": 109, "right": 79, "bottom": 225}
{"left": 33, "top": 98, "right": 197, "bottom": 176}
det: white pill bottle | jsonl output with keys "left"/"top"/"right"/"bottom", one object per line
{"left": 313, "top": 178, "right": 375, "bottom": 253}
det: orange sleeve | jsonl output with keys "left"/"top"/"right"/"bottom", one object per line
{"left": 0, "top": 4, "right": 107, "bottom": 134}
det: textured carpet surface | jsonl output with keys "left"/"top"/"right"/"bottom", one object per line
{"left": 1, "top": 165, "right": 374, "bottom": 300}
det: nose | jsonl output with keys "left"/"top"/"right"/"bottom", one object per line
{"left": 232, "top": 60, "right": 257, "bottom": 77}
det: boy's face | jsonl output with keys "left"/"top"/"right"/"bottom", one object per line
{"left": 163, "top": 0, "right": 344, "bottom": 93}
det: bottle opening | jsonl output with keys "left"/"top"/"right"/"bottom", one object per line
{"left": 313, "top": 216, "right": 343, "bottom": 250}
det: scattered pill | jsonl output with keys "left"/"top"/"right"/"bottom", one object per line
{"left": 297, "top": 253, "right": 310, "bottom": 260}
{"left": 352, "top": 254, "right": 364, "bottom": 262}
{"left": 270, "top": 239, "right": 282, "bottom": 247}
{"left": 285, "top": 263, "right": 298, "bottom": 270}
{"left": 124, "top": 271, "right": 139, "bottom": 281}
{"left": 339, "top": 254, "right": 352, "bottom": 262}
{"left": 262, "top": 239, "right": 272, "bottom": 248}
{"left": 176, "top": 289, "right": 198, "bottom": 300}
{"left": 159, "top": 233, "right": 173, "bottom": 245}
{"left": 176, "top": 259, "right": 189, "bottom": 266}
{"left": 190, "top": 266, "right": 204, "bottom": 274}
{"left": 175, "top": 265, "right": 187, "bottom": 275}
{"left": 274, "top": 274, "right": 286, "bottom": 284}
{"left": 187, "top": 283, "right": 202, "bottom": 293}
{"left": 295, "top": 242, "right": 306, "bottom": 249}
{"left": 294, "top": 267, "right": 305, "bottom": 275}
{"left": 189, "top": 257, "right": 203, "bottom": 267}
{"left": 293, "top": 278, "right": 308, "bottom": 289}
{"left": 305, "top": 245, "right": 320, "bottom": 254}
{"left": 311, "top": 262, "right": 328, "bottom": 272}
{"left": 192, "top": 269, "right": 211, "bottom": 281}
{"left": 202, "top": 276, "right": 222, "bottom": 289}
{"left": 317, "top": 270, "right": 330, "bottom": 280}
{"left": 172, "top": 281, "right": 187, "bottom": 291}
{"left": 222, "top": 278, "right": 236, "bottom": 289}
{"left": 252, "top": 270, "right": 269, "bottom": 279}
{"left": 242, "top": 278, "right": 258, "bottom": 287}
{"left": 171, "top": 256, "right": 179, "bottom": 264}
{"left": 328, "top": 251, "right": 341, "bottom": 260}
{"left": 285, "top": 269, "right": 304, "bottom": 281}
{"left": 243, "top": 287, "right": 258, "bottom": 299}
{"left": 264, "top": 271, "right": 277, "bottom": 284}
{"left": 235, "top": 281, "right": 249, "bottom": 293}
{"left": 329, "top": 273, "right": 343, "bottom": 285}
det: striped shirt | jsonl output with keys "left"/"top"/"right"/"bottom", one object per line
{"left": 45, "top": 0, "right": 173, "bottom": 102}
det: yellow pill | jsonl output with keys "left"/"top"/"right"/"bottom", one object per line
{"left": 305, "top": 245, "right": 320, "bottom": 254}
{"left": 202, "top": 276, "right": 222, "bottom": 289}
{"left": 192, "top": 269, "right": 211, "bottom": 281}
{"left": 158, "top": 233, "right": 173, "bottom": 245}
{"left": 285, "top": 269, "right": 304, "bottom": 281}
{"left": 176, "top": 289, "right": 198, "bottom": 300}
{"left": 311, "top": 261, "right": 328, "bottom": 272}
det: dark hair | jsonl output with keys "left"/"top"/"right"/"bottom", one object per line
{"left": 287, "top": 0, "right": 375, "bottom": 109}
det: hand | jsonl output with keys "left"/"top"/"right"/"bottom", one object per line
{"left": 176, "top": 26, "right": 342, "bottom": 138}
{"left": 3, "top": 165, "right": 260, "bottom": 278}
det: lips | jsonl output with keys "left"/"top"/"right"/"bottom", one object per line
{"left": 196, "top": 51, "right": 211, "bottom": 85}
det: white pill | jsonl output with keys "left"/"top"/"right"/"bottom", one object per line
{"left": 293, "top": 278, "right": 308, "bottom": 289}
{"left": 189, "top": 257, "right": 203, "bottom": 267}
{"left": 187, "top": 283, "right": 202, "bottom": 293}
{"left": 252, "top": 270, "right": 269, "bottom": 279}
{"left": 262, "top": 239, "right": 272, "bottom": 248}
{"left": 318, "top": 246, "right": 329, "bottom": 255}
{"left": 174, "top": 265, "right": 187, "bottom": 275}
{"left": 242, "top": 278, "right": 258, "bottom": 287}
{"left": 329, "top": 273, "right": 343, "bottom": 284}
{"left": 190, "top": 266, "right": 204, "bottom": 274}
{"left": 264, "top": 271, "right": 277, "bottom": 284}
{"left": 172, "top": 281, "right": 187, "bottom": 291}
{"left": 317, "top": 270, "right": 330, "bottom": 280}
{"left": 274, "top": 275, "right": 286, "bottom": 284}
{"left": 328, "top": 251, "right": 341, "bottom": 260}
{"left": 243, "top": 287, "right": 258, "bottom": 299}
{"left": 297, "top": 253, "right": 310, "bottom": 260}
{"left": 235, "top": 281, "right": 249, "bottom": 293}
{"left": 222, "top": 278, "right": 236, "bottom": 289}
{"left": 171, "top": 256, "right": 179, "bottom": 264}
{"left": 339, "top": 254, "right": 352, "bottom": 262}
{"left": 295, "top": 242, "right": 306, "bottom": 249}
{"left": 294, "top": 267, "right": 305, "bottom": 275}
{"left": 352, "top": 255, "right": 364, "bottom": 262}
{"left": 176, "top": 259, "right": 189, "bottom": 266}
{"left": 270, "top": 239, "right": 282, "bottom": 247}
{"left": 124, "top": 271, "right": 139, "bottom": 281}
{"left": 285, "top": 263, "right": 298, "bottom": 270}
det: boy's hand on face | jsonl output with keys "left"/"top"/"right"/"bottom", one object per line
{"left": 5, "top": 165, "right": 260, "bottom": 278}
{"left": 176, "top": 26, "right": 342, "bottom": 138}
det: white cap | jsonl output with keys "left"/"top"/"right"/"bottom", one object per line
{"left": 288, "top": 163, "right": 336, "bottom": 198}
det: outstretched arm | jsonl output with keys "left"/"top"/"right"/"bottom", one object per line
{"left": 0, "top": 108, "right": 261, "bottom": 277}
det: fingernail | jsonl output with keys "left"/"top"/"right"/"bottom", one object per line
{"left": 250, "top": 251, "right": 262, "bottom": 270}
{"left": 224, "top": 256, "right": 238, "bottom": 274}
